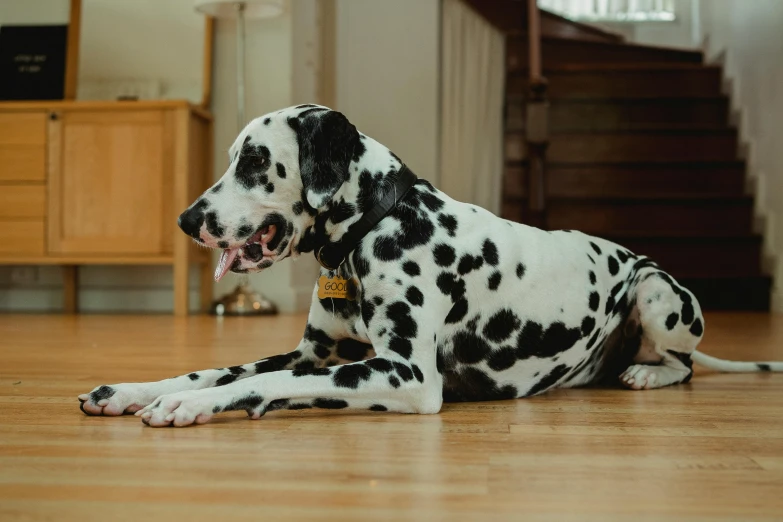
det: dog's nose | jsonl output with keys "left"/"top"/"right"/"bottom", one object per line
{"left": 178, "top": 205, "right": 205, "bottom": 239}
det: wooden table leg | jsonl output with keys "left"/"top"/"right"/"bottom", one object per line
{"left": 62, "top": 265, "right": 78, "bottom": 314}
{"left": 173, "top": 235, "right": 190, "bottom": 317}
{"left": 200, "top": 259, "right": 214, "bottom": 313}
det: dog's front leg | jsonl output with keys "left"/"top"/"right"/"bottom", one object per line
{"left": 137, "top": 326, "right": 442, "bottom": 427}
{"left": 77, "top": 330, "right": 353, "bottom": 416}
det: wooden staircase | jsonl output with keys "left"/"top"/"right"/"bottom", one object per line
{"left": 492, "top": 8, "right": 771, "bottom": 310}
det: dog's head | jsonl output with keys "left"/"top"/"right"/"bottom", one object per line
{"left": 177, "top": 105, "right": 363, "bottom": 280}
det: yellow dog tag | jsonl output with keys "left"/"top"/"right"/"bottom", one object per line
{"left": 318, "top": 275, "right": 357, "bottom": 300}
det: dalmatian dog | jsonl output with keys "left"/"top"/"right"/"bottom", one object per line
{"left": 78, "top": 104, "right": 783, "bottom": 427}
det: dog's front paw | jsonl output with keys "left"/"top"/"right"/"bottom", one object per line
{"left": 619, "top": 364, "right": 658, "bottom": 390}
{"left": 78, "top": 384, "right": 157, "bottom": 416}
{"left": 136, "top": 391, "right": 215, "bottom": 427}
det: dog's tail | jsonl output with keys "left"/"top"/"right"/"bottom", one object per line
{"left": 692, "top": 350, "right": 783, "bottom": 372}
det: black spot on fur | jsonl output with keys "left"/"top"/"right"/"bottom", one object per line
{"left": 254, "top": 351, "right": 299, "bottom": 374}
{"left": 236, "top": 223, "right": 253, "bottom": 238}
{"left": 292, "top": 201, "right": 304, "bottom": 216}
{"left": 445, "top": 298, "right": 469, "bottom": 324}
{"left": 292, "top": 367, "right": 331, "bottom": 377}
{"left": 488, "top": 271, "right": 502, "bottom": 290}
{"left": 487, "top": 347, "right": 517, "bottom": 371}
{"left": 403, "top": 261, "right": 421, "bottom": 276}
{"left": 412, "top": 364, "right": 424, "bottom": 383}
{"left": 666, "top": 313, "right": 680, "bottom": 330}
{"left": 369, "top": 404, "right": 388, "bottom": 412}
{"left": 681, "top": 300, "right": 695, "bottom": 325}
{"left": 217, "top": 240, "right": 229, "bottom": 249}
{"left": 388, "top": 375, "right": 401, "bottom": 388}
{"left": 452, "top": 330, "right": 492, "bottom": 364}
{"left": 215, "top": 374, "right": 237, "bottom": 386}
{"left": 288, "top": 403, "right": 312, "bottom": 410}
{"left": 589, "top": 271, "right": 597, "bottom": 285}
{"left": 367, "top": 358, "right": 394, "bottom": 373}
{"left": 388, "top": 336, "right": 413, "bottom": 359}
{"left": 188, "top": 373, "right": 199, "bottom": 381}
{"left": 393, "top": 362, "right": 414, "bottom": 382}
{"left": 229, "top": 365, "right": 246, "bottom": 375}
{"left": 590, "top": 242, "right": 602, "bottom": 255}
{"left": 608, "top": 256, "right": 620, "bottom": 276}
{"left": 516, "top": 321, "right": 581, "bottom": 360}
{"left": 336, "top": 339, "right": 372, "bottom": 361}
{"left": 374, "top": 236, "right": 403, "bottom": 261}
{"left": 89, "top": 385, "right": 115, "bottom": 403}
{"left": 516, "top": 263, "right": 526, "bottom": 278}
{"left": 330, "top": 200, "right": 356, "bottom": 224}
{"left": 483, "top": 309, "right": 521, "bottom": 342}
{"left": 433, "top": 244, "right": 456, "bottom": 267}
{"left": 406, "top": 286, "right": 424, "bottom": 307}
{"left": 438, "top": 214, "right": 458, "bottom": 236}
{"left": 457, "top": 255, "right": 478, "bottom": 275}
{"left": 222, "top": 393, "right": 264, "bottom": 413}
{"left": 482, "top": 239, "right": 499, "bottom": 266}
{"left": 205, "top": 212, "right": 225, "bottom": 238}
{"left": 758, "top": 363, "right": 771, "bottom": 372}
{"left": 314, "top": 344, "right": 331, "bottom": 359}
{"left": 263, "top": 117, "right": 271, "bottom": 125}
{"left": 276, "top": 162, "right": 287, "bottom": 178}
{"left": 312, "top": 398, "right": 348, "bottom": 409}
{"left": 442, "top": 367, "right": 517, "bottom": 402}
{"left": 689, "top": 318, "right": 703, "bottom": 337}
{"left": 210, "top": 182, "right": 223, "bottom": 194}
{"left": 333, "top": 364, "right": 372, "bottom": 388}
{"left": 526, "top": 364, "right": 569, "bottom": 396}
{"left": 386, "top": 302, "right": 418, "bottom": 338}
{"left": 581, "top": 316, "right": 595, "bottom": 337}
{"left": 589, "top": 292, "right": 600, "bottom": 312}
{"left": 616, "top": 249, "right": 630, "bottom": 263}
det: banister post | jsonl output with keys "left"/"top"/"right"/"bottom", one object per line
{"left": 525, "top": 0, "right": 549, "bottom": 229}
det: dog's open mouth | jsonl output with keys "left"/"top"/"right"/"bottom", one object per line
{"left": 214, "top": 224, "right": 277, "bottom": 282}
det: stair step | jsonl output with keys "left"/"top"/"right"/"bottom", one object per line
{"left": 505, "top": 129, "right": 739, "bottom": 163}
{"left": 501, "top": 196, "right": 755, "bottom": 235}
{"left": 596, "top": 234, "right": 763, "bottom": 278}
{"left": 677, "top": 276, "right": 772, "bottom": 311}
{"left": 506, "top": 97, "right": 730, "bottom": 131}
{"left": 507, "top": 36, "right": 703, "bottom": 70}
{"left": 503, "top": 162, "right": 746, "bottom": 198}
{"left": 507, "top": 66, "right": 723, "bottom": 99}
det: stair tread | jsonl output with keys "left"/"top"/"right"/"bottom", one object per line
{"left": 541, "top": 63, "right": 717, "bottom": 72}
{"left": 525, "top": 129, "right": 738, "bottom": 136}
{"left": 509, "top": 195, "right": 753, "bottom": 203}
{"left": 511, "top": 35, "right": 704, "bottom": 60}
{"left": 582, "top": 232, "right": 762, "bottom": 241}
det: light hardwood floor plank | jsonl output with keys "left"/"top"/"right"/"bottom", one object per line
{"left": 1, "top": 312, "right": 782, "bottom": 521}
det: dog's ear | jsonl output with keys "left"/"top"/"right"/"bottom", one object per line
{"left": 289, "top": 110, "right": 361, "bottom": 211}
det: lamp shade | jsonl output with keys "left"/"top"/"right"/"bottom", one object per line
{"left": 194, "top": 0, "right": 285, "bottom": 19}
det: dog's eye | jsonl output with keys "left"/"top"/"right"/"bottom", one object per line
{"left": 252, "top": 157, "right": 269, "bottom": 169}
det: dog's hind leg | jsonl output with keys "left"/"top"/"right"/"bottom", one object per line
{"left": 618, "top": 270, "right": 705, "bottom": 390}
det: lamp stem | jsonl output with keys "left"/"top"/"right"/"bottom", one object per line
{"left": 235, "top": 1, "right": 246, "bottom": 132}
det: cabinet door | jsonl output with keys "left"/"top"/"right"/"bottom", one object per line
{"left": 48, "top": 110, "right": 172, "bottom": 256}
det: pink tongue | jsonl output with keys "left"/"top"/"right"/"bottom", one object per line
{"left": 215, "top": 248, "right": 240, "bottom": 282}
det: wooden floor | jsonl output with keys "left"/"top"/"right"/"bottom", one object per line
{"left": 1, "top": 313, "right": 782, "bottom": 521}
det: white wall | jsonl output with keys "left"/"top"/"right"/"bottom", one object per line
{"left": 335, "top": 0, "right": 440, "bottom": 183}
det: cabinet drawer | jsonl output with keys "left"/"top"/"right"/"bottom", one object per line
{"left": 0, "top": 185, "right": 46, "bottom": 218}
{"left": 0, "top": 220, "right": 45, "bottom": 255}
{"left": 0, "top": 113, "right": 47, "bottom": 145}
{"left": 0, "top": 147, "right": 46, "bottom": 181}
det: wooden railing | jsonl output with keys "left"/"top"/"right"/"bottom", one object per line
{"left": 524, "top": 0, "right": 549, "bottom": 228}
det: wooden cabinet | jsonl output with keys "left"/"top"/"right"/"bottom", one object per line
{"left": 0, "top": 101, "right": 213, "bottom": 315}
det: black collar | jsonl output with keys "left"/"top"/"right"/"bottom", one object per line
{"left": 315, "top": 165, "right": 419, "bottom": 271}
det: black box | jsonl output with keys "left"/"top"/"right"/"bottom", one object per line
{"left": 0, "top": 25, "right": 68, "bottom": 101}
